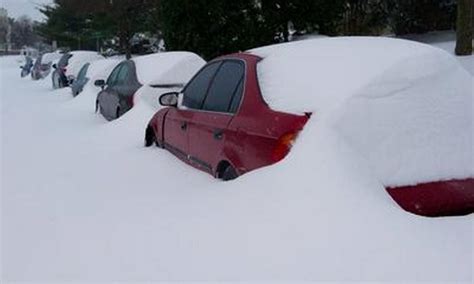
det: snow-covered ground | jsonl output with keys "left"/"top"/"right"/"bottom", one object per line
{"left": 1, "top": 40, "right": 473, "bottom": 283}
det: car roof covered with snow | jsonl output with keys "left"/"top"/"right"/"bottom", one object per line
{"left": 131, "top": 51, "right": 206, "bottom": 85}
{"left": 249, "top": 37, "right": 473, "bottom": 188}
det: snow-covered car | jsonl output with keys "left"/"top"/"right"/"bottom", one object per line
{"left": 31, "top": 51, "right": 63, "bottom": 80}
{"left": 20, "top": 56, "right": 34, "bottom": 78}
{"left": 52, "top": 51, "right": 105, "bottom": 89}
{"left": 95, "top": 52, "right": 205, "bottom": 121}
{"left": 147, "top": 37, "right": 473, "bottom": 217}
{"left": 70, "top": 58, "right": 122, "bottom": 97}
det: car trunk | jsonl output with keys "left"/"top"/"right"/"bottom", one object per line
{"left": 387, "top": 179, "right": 474, "bottom": 217}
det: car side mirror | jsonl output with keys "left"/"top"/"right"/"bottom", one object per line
{"left": 52, "top": 63, "right": 57, "bottom": 69}
{"left": 159, "top": 92, "right": 179, "bottom": 107}
{"left": 94, "top": 79, "right": 106, "bottom": 89}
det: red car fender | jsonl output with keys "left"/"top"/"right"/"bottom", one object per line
{"left": 150, "top": 108, "right": 171, "bottom": 143}
{"left": 218, "top": 146, "right": 246, "bottom": 176}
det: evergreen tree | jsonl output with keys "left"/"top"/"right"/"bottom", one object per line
{"left": 455, "top": 0, "right": 473, "bottom": 55}
{"left": 160, "top": 0, "right": 270, "bottom": 59}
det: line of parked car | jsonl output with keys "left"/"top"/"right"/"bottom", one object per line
{"left": 21, "top": 38, "right": 473, "bottom": 218}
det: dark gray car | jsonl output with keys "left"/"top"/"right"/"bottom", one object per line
{"left": 95, "top": 60, "right": 142, "bottom": 120}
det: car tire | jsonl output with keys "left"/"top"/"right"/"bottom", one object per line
{"left": 116, "top": 107, "right": 120, "bottom": 119}
{"left": 145, "top": 126, "right": 164, "bottom": 148}
{"left": 221, "top": 164, "right": 238, "bottom": 181}
{"left": 144, "top": 126, "right": 155, "bottom": 147}
{"left": 95, "top": 100, "right": 100, "bottom": 113}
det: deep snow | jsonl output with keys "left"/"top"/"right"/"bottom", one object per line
{"left": 1, "top": 48, "right": 473, "bottom": 282}
{"left": 252, "top": 37, "right": 473, "bottom": 187}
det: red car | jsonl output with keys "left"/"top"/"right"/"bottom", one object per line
{"left": 145, "top": 51, "right": 472, "bottom": 218}
{"left": 145, "top": 53, "right": 309, "bottom": 180}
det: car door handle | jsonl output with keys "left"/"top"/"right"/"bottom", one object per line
{"left": 180, "top": 122, "right": 187, "bottom": 131}
{"left": 213, "top": 129, "right": 223, "bottom": 140}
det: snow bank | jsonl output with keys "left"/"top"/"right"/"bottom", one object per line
{"left": 132, "top": 51, "right": 205, "bottom": 85}
{"left": 251, "top": 37, "right": 473, "bottom": 187}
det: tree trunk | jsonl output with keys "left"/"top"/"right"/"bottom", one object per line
{"left": 455, "top": 0, "right": 473, "bottom": 56}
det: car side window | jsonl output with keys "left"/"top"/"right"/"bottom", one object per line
{"left": 116, "top": 63, "right": 130, "bottom": 86}
{"left": 107, "top": 64, "right": 123, "bottom": 86}
{"left": 202, "top": 61, "right": 244, "bottom": 113}
{"left": 77, "top": 63, "right": 90, "bottom": 82}
{"left": 182, "top": 62, "right": 221, "bottom": 110}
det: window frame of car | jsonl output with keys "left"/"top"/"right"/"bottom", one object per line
{"left": 76, "top": 63, "right": 90, "bottom": 83}
{"left": 107, "top": 63, "right": 125, "bottom": 87}
{"left": 180, "top": 58, "right": 246, "bottom": 115}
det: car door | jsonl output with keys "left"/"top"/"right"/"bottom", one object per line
{"left": 187, "top": 60, "right": 245, "bottom": 173}
{"left": 98, "top": 63, "right": 123, "bottom": 119}
{"left": 108, "top": 62, "right": 130, "bottom": 118}
{"left": 163, "top": 62, "right": 222, "bottom": 162}
{"left": 114, "top": 61, "right": 142, "bottom": 117}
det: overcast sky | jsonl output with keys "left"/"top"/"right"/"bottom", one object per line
{"left": 1, "top": 0, "right": 53, "bottom": 21}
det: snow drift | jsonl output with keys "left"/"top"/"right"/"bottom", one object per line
{"left": 251, "top": 37, "right": 473, "bottom": 187}
{"left": 1, "top": 40, "right": 473, "bottom": 282}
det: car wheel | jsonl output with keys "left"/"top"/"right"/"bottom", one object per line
{"left": 144, "top": 126, "right": 155, "bottom": 147}
{"left": 221, "top": 164, "right": 238, "bottom": 181}
{"left": 116, "top": 107, "right": 120, "bottom": 119}
{"left": 95, "top": 100, "right": 99, "bottom": 113}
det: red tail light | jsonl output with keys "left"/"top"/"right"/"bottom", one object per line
{"left": 272, "top": 131, "right": 299, "bottom": 162}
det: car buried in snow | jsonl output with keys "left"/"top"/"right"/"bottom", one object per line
{"left": 94, "top": 52, "right": 205, "bottom": 121}
{"left": 145, "top": 37, "right": 473, "bottom": 217}
{"left": 52, "top": 51, "right": 105, "bottom": 89}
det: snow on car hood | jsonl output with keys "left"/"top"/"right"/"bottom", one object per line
{"left": 132, "top": 52, "right": 206, "bottom": 85}
{"left": 133, "top": 52, "right": 206, "bottom": 110}
{"left": 86, "top": 58, "right": 122, "bottom": 81}
{"left": 251, "top": 37, "right": 473, "bottom": 187}
{"left": 66, "top": 51, "right": 105, "bottom": 77}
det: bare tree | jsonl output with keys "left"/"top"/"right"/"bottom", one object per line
{"left": 10, "top": 16, "right": 38, "bottom": 49}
